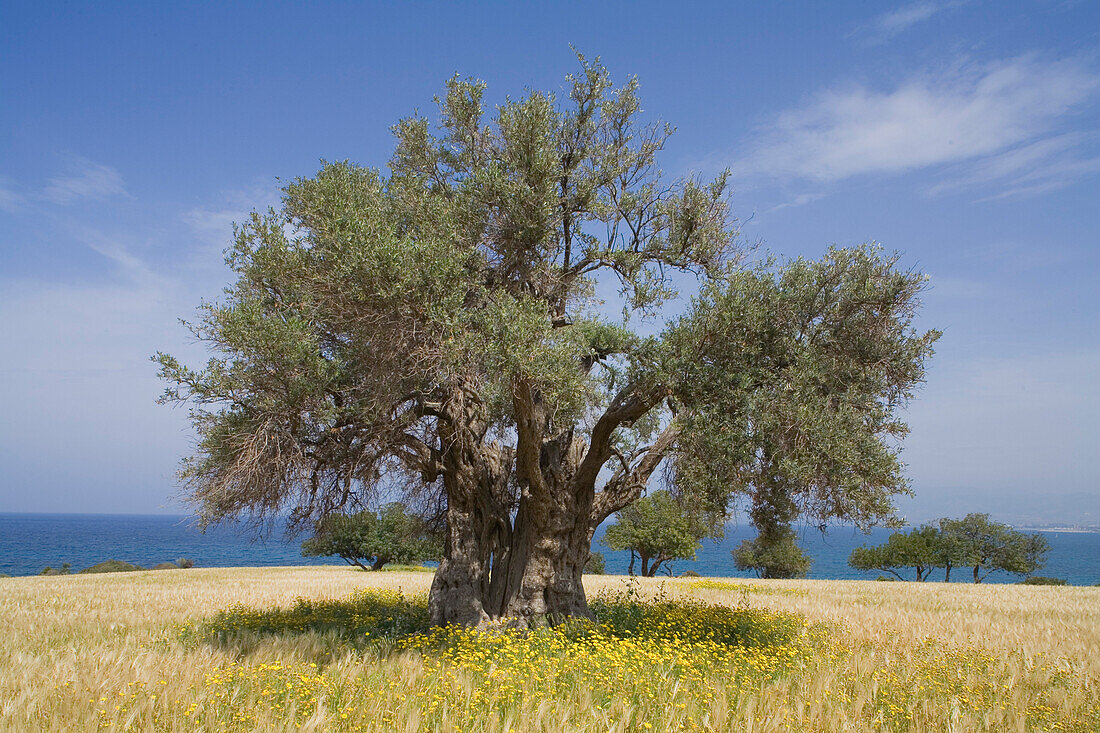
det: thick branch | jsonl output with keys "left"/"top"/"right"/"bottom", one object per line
{"left": 573, "top": 384, "right": 665, "bottom": 495}
{"left": 591, "top": 421, "right": 680, "bottom": 523}
{"left": 513, "top": 379, "right": 549, "bottom": 499}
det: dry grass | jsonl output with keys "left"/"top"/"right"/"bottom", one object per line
{"left": 1, "top": 567, "right": 1097, "bottom": 731}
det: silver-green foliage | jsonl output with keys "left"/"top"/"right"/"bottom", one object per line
{"left": 601, "top": 489, "right": 723, "bottom": 576}
{"left": 155, "top": 54, "right": 939, "bottom": 624}
{"left": 301, "top": 503, "right": 441, "bottom": 571}
{"left": 849, "top": 514, "right": 1050, "bottom": 583}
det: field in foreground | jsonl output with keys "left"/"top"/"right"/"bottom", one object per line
{"left": 1, "top": 568, "right": 1097, "bottom": 732}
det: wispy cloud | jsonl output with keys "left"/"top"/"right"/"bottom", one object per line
{"left": 0, "top": 177, "right": 25, "bottom": 212}
{"left": 741, "top": 56, "right": 1099, "bottom": 192}
{"left": 81, "top": 234, "right": 171, "bottom": 291}
{"left": 765, "top": 192, "right": 825, "bottom": 213}
{"left": 931, "top": 133, "right": 1100, "bottom": 200}
{"left": 0, "top": 226, "right": 212, "bottom": 513}
{"left": 860, "top": 1, "right": 963, "bottom": 42}
{"left": 183, "top": 184, "right": 281, "bottom": 250}
{"left": 44, "top": 157, "right": 127, "bottom": 204}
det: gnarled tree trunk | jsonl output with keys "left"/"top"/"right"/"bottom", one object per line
{"left": 422, "top": 378, "right": 676, "bottom": 628}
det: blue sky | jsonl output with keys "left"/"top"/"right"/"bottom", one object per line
{"left": 1, "top": 1, "right": 1097, "bottom": 525}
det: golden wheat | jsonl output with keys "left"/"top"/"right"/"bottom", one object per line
{"left": 0, "top": 567, "right": 1096, "bottom": 731}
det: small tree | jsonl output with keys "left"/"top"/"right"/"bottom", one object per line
{"left": 302, "top": 503, "right": 441, "bottom": 571}
{"left": 732, "top": 526, "right": 811, "bottom": 579}
{"left": 933, "top": 522, "right": 967, "bottom": 582}
{"left": 583, "top": 552, "right": 605, "bottom": 575}
{"left": 849, "top": 525, "right": 940, "bottom": 581}
{"left": 601, "top": 490, "right": 722, "bottom": 576}
{"left": 938, "top": 513, "right": 1050, "bottom": 583}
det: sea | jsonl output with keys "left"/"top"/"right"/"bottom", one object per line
{"left": 1, "top": 513, "right": 1098, "bottom": 585}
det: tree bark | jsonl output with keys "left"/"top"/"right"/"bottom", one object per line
{"left": 424, "top": 382, "right": 675, "bottom": 628}
{"left": 496, "top": 430, "right": 595, "bottom": 623}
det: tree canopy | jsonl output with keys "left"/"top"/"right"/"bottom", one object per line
{"left": 601, "top": 489, "right": 722, "bottom": 576}
{"left": 302, "top": 503, "right": 441, "bottom": 571}
{"left": 156, "top": 55, "right": 938, "bottom": 627}
{"left": 848, "top": 524, "right": 940, "bottom": 581}
{"left": 849, "top": 515, "right": 1049, "bottom": 582}
{"left": 731, "top": 527, "right": 811, "bottom": 579}
{"left": 939, "top": 514, "right": 1049, "bottom": 583}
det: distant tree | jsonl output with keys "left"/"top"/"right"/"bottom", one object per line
{"left": 732, "top": 526, "right": 811, "bottom": 579}
{"left": 933, "top": 521, "right": 967, "bottom": 582}
{"left": 176, "top": 558, "right": 195, "bottom": 569}
{"left": 39, "top": 562, "right": 71, "bottom": 576}
{"left": 997, "top": 531, "right": 1051, "bottom": 579}
{"left": 849, "top": 524, "right": 941, "bottom": 581}
{"left": 583, "top": 552, "right": 605, "bottom": 575}
{"left": 302, "top": 503, "right": 441, "bottom": 571}
{"left": 601, "top": 490, "right": 722, "bottom": 577}
{"left": 938, "top": 513, "right": 1050, "bottom": 583}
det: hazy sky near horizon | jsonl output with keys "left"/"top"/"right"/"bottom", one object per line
{"left": 1, "top": 1, "right": 1097, "bottom": 525}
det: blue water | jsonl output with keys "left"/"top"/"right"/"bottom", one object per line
{"left": 594, "top": 524, "right": 1100, "bottom": 585}
{"left": 0, "top": 513, "right": 343, "bottom": 577}
{"left": 2, "top": 513, "right": 1098, "bottom": 585}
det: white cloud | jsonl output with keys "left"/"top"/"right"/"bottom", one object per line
{"left": 742, "top": 56, "right": 1099, "bottom": 187}
{"left": 764, "top": 192, "right": 825, "bottom": 213}
{"left": 0, "top": 177, "right": 24, "bottom": 212}
{"left": 862, "top": 1, "right": 962, "bottom": 42}
{"left": 182, "top": 184, "right": 282, "bottom": 270}
{"left": 44, "top": 157, "right": 127, "bottom": 204}
{"left": 925, "top": 133, "right": 1100, "bottom": 199}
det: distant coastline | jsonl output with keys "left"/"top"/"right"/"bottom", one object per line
{"left": 3, "top": 513, "right": 1100, "bottom": 584}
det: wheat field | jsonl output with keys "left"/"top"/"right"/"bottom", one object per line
{"left": 1, "top": 567, "right": 1097, "bottom": 732}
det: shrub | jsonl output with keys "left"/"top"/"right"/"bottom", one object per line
{"left": 1021, "top": 576, "right": 1067, "bottom": 586}
{"left": 733, "top": 528, "right": 811, "bottom": 579}
{"left": 584, "top": 552, "right": 605, "bottom": 574}
{"left": 680, "top": 569, "right": 701, "bottom": 577}
{"left": 39, "top": 563, "right": 71, "bottom": 576}
{"left": 176, "top": 558, "right": 195, "bottom": 569}
{"left": 79, "top": 560, "right": 144, "bottom": 574}
{"left": 381, "top": 564, "right": 435, "bottom": 572}
{"left": 152, "top": 562, "right": 180, "bottom": 570}
{"left": 193, "top": 588, "right": 432, "bottom": 643}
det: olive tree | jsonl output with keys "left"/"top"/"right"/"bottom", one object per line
{"left": 302, "top": 503, "right": 441, "bottom": 571}
{"left": 601, "top": 489, "right": 722, "bottom": 576}
{"left": 939, "top": 514, "right": 1050, "bottom": 583}
{"left": 849, "top": 524, "right": 941, "bottom": 581}
{"left": 156, "top": 56, "right": 938, "bottom": 627}
{"left": 732, "top": 528, "right": 811, "bottom": 579}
